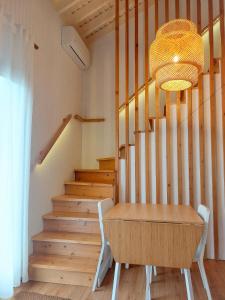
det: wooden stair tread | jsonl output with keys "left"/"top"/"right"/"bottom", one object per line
{"left": 43, "top": 211, "right": 98, "bottom": 221}
{"left": 75, "top": 169, "right": 115, "bottom": 173}
{"left": 52, "top": 195, "right": 105, "bottom": 202}
{"left": 96, "top": 157, "right": 115, "bottom": 161}
{"left": 32, "top": 231, "right": 101, "bottom": 245}
{"left": 29, "top": 255, "right": 97, "bottom": 273}
{"left": 65, "top": 181, "right": 113, "bottom": 187}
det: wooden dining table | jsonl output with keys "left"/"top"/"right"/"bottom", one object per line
{"left": 104, "top": 203, "right": 204, "bottom": 300}
{"left": 104, "top": 203, "right": 204, "bottom": 269}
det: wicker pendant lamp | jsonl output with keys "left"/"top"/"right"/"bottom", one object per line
{"left": 150, "top": 19, "right": 204, "bottom": 91}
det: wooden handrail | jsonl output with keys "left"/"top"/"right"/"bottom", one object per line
{"left": 74, "top": 114, "right": 105, "bottom": 122}
{"left": 38, "top": 114, "right": 73, "bottom": 164}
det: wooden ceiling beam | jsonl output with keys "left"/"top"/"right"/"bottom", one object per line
{"left": 61, "top": 0, "right": 113, "bottom": 25}
{"left": 79, "top": 4, "right": 116, "bottom": 37}
{"left": 59, "top": 0, "right": 84, "bottom": 14}
{"left": 53, "top": 0, "right": 153, "bottom": 43}
{"left": 84, "top": 0, "right": 144, "bottom": 40}
{"left": 74, "top": 0, "right": 114, "bottom": 25}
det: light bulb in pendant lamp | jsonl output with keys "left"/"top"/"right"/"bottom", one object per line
{"left": 150, "top": 19, "right": 204, "bottom": 92}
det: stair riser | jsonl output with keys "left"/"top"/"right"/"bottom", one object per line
{"left": 65, "top": 184, "right": 114, "bottom": 198}
{"left": 98, "top": 160, "right": 115, "bottom": 170}
{"left": 33, "top": 241, "right": 100, "bottom": 258}
{"left": 29, "top": 267, "right": 94, "bottom": 287}
{"left": 52, "top": 200, "right": 98, "bottom": 213}
{"left": 75, "top": 171, "right": 115, "bottom": 184}
{"left": 44, "top": 219, "right": 100, "bottom": 234}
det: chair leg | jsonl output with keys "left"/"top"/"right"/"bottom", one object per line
{"left": 181, "top": 268, "right": 184, "bottom": 275}
{"left": 145, "top": 266, "right": 152, "bottom": 300}
{"left": 92, "top": 245, "right": 104, "bottom": 291}
{"left": 147, "top": 265, "right": 153, "bottom": 284}
{"left": 109, "top": 251, "right": 114, "bottom": 268}
{"left": 184, "top": 269, "right": 194, "bottom": 300}
{"left": 153, "top": 266, "right": 157, "bottom": 276}
{"left": 125, "top": 263, "right": 129, "bottom": 269}
{"left": 112, "top": 262, "right": 121, "bottom": 300}
{"left": 110, "top": 256, "right": 113, "bottom": 268}
{"left": 198, "top": 259, "right": 212, "bottom": 300}
{"left": 150, "top": 267, "right": 153, "bottom": 284}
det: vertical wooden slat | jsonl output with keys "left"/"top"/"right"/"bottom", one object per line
{"left": 175, "top": 0, "right": 179, "bottom": 19}
{"left": 134, "top": 0, "right": 140, "bottom": 202}
{"left": 196, "top": 0, "right": 201, "bottom": 31}
{"left": 155, "top": 0, "right": 159, "bottom": 32}
{"left": 188, "top": 89, "right": 193, "bottom": 207}
{"left": 155, "top": 88, "right": 160, "bottom": 203}
{"left": 115, "top": 0, "right": 120, "bottom": 204}
{"left": 185, "top": 0, "right": 194, "bottom": 207}
{"left": 197, "top": 0, "right": 205, "bottom": 206}
{"left": 166, "top": 92, "right": 171, "bottom": 204}
{"left": 175, "top": 0, "right": 181, "bottom": 204}
{"left": 186, "top": 0, "right": 192, "bottom": 207}
{"left": 165, "top": 0, "right": 169, "bottom": 22}
{"left": 177, "top": 92, "right": 182, "bottom": 204}
{"left": 208, "top": 0, "right": 219, "bottom": 258}
{"left": 220, "top": 0, "right": 225, "bottom": 207}
{"left": 155, "top": 0, "right": 160, "bottom": 203}
{"left": 186, "top": 0, "right": 190, "bottom": 20}
{"left": 125, "top": 0, "right": 130, "bottom": 203}
{"left": 144, "top": 0, "right": 150, "bottom": 203}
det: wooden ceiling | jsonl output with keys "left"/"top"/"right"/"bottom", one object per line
{"left": 52, "top": 0, "right": 144, "bottom": 44}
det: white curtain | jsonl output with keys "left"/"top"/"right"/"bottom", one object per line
{"left": 0, "top": 10, "right": 33, "bottom": 299}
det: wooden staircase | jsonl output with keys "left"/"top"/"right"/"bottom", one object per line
{"left": 29, "top": 157, "right": 115, "bottom": 287}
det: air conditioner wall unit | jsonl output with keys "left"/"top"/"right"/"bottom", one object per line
{"left": 62, "top": 26, "right": 90, "bottom": 70}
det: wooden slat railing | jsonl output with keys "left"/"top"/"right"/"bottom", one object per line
{"left": 118, "top": 14, "right": 221, "bottom": 113}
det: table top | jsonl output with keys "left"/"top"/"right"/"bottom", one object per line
{"left": 104, "top": 203, "right": 204, "bottom": 225}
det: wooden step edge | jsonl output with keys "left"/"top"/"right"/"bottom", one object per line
{"left": 42, "top": 212, "right": 99, "bottom": 222}
{"left": 64, "top": 181, "right": 114, "bottom": 187}
{"left": 32, "top": 232, "right": 101, "bottom": 246}
{"left": 96, "top": 157, "right": 115, "bottom": 161}
{"left": 74, "top": 169, "right": 115, "bottom": 173}
{"left": 119, "top": 144, "right": 135, "bottom": 150}
{"left": 51, "top": 195, "right": 104, "bottom": 202}
{"left": 29, "top": 255, "right": 97, "bottom": 273}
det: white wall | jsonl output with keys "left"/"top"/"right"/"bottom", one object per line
{"left": 0, "top": 0, "right": 83, "bottom": 253}
{"left": 81, "top": 32, "right": 115, "bottom": 168}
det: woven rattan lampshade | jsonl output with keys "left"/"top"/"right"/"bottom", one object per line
{"left": 150, "top": 19, "right": 204, "bottom": 91}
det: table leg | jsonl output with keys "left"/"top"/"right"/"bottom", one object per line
{"left": 184, "top": 269, "right": 194, "bottom": 300}
{"left": 145, "top": 266, "right": 152, "bottom": 300}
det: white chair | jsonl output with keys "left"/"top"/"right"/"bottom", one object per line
{"left": 146, "top": 205, "right": 212, "bottom": 300}
{"left": 181, "top": 205, "right": 212, "bottom": 300}
{"left": 92, "top": 198, "right": 114, "bottom": 291}
{"left": 192, "top": 204, "right": 212, "bottom": 300}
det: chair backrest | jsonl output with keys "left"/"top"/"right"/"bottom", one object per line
{"left": 194, "top": 204, "right": 210, "bottom": 260}
{"left": 98, "top": 199, "right": 114, "bottom": 245}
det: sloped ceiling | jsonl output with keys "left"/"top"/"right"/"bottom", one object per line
{"left": 52, "top": 0, "right": 144, "bottom": 44}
